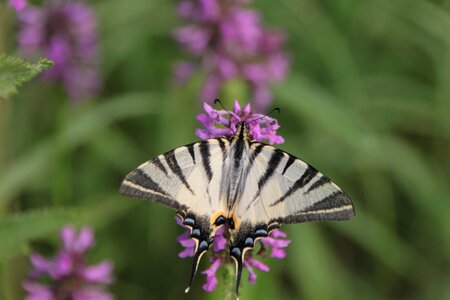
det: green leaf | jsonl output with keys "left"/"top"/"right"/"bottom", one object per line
{"left": 0, "top": 195, "right": 138, "bottom": 263}
{"left": 0, "top": 55, "right": 54, "bottom": 100}
{"left": 0, "top": 93, "right": 156, "bottom": 212}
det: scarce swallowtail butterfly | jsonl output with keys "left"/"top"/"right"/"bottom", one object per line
{"left": 120, "top": 119, "right": 355, "bottom": 298}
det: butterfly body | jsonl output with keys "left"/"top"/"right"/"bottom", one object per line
{"left": 120, "top": 121, "right": 354, "bottom": 298}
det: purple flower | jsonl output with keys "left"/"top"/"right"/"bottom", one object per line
{"left": 17, "top": 0, "right": 100, "bottom": 101}
{"left": 201, "top": 257, "right": 222, "bottom": 292}
{"left": 176, "top": 217, "right": 196, "bottom": 258}
{"left": 196, "top": 100, "right": 284, "bottom": 144}
{"left": 173, "top": 60, "right": 195, "bottom": 84}
{"left": 23, "top": 225, "right": 114, "bottom": 300}
{"left": 9, "top": 0, "right": 27, "bottom": 11}
{"left": 174, "top": 0, "right": 290, "bottom": 111}
{"left": 244, "top": 257, "right": 269, "bottom": 285}
{"left": 261, "top": 228, "right": 291, "bottom": 259}
{"left": 176, "top": 217, "right": 290, "bottom": 292}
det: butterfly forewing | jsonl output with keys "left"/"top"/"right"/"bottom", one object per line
{"left": 120, "top": 139, "right": 229, "bottom": 217}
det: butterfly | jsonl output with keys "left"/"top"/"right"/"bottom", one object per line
{"left": 120, "top": 120, "right": 355, "bottom": 298}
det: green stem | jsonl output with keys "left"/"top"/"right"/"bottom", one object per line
{"left": 222, "top": 263, "right": 236, "bottom": 300}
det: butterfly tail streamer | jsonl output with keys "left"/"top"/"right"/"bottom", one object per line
{"left": 232, "top": 254, "right": 243, "bottom": 300}
{"left": 185, "top": 247, "right": 208, "bottom": 293}
{"left": 229, "top": 244, "right": 246, "bottom": 300}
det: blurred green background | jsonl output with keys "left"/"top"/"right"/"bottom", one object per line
{"left": 1, "top": 0, "right": 450, "bottom": 299}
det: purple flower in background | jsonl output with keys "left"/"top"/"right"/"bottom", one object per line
{"left": 174, "top": 0, "right": 290, "bottom": 111}
{"left": 17, "top": 0, "right": 100, "bottom": 101}
{"left": 196, "top": 100, "right": 284, "bottom": 144}
{"left": 176, "top": 217, "right": 290, "bottom": 292}
{"left": 23, "top": 225, "right": 114, "bottom": 300}
{"left": 8, "top": 0, "right": 27, "bottom": 11}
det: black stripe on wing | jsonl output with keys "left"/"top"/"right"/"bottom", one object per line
{"left": 282, "top": 155, "right": 295, "bottom": 175}
{"left": 153, "top": 156, "right": 168, "bottom": 175}
{"left": 119, "top": 168, "right": 185, "bottom": 211}
{"left": 199, "top": 141, "right": 213, "bottom": 181}
{"left": 273, "top": 190, "right": 354, "bottom": 224}
{"left": 164, "top": 149, "right": 195, "bottom": 195}
{"left": 305, "top": 176, "right": 331, "bottom": 194}
{"left": 186, "top": 143, "right": 196, "bottom": 164}
{"left": 244, "top": 144, "right": 265, "bottom": 182}
{"left": 303, "top": 191, "right": 352, "bottom": 212}
{"left": 217, "top": 138, "right": 229, "bottom": 161}
{"left": 246, "top": 147, "right": 284, "bottom": 210}
{"left": 257, "top": 149, "right": 284, "bottom": 189}
{"left": 243, "top": 143, "right": 266, "bottom": 183}
{"left": 270, "top": 164, "right": 318, "bottom": 207}
{"left": 130, "top": 168, "right": 169, "bottom": 195}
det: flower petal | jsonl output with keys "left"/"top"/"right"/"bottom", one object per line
{"left": 196, "top": 100, "right": 284, "bottom": 144}
{"left": 270, "top": 229, "right": 287, "bottom": 238}
{"left": 201, "top": 258, "right": 222, "bottom": 292}
{"left": 73, "top": 288, "right": 114, "bottom": 300}
{"left": 247, "top": 257, "right": 270, "bottom": 272}
{"left": 80, "top": 261, "right": 114, "bottom": 284}
{"left": 176, "top": 229, "right": 196, "bottom": 258}
{"left": 29, "top": 254, "right": 53, "bottom": 276}
{"left": 243, "top": 259, "right": 257, "bottom": 285}
{"left": 212, "top": 226, "right": 227, "bottom": 252}
{"left": 243, "top": 257, "right": 269, "bottom": 285}
{"left": 23, "top": 282, "right": 55, "bottom": 300}
{"left": 52, "top": 251, "right": 74, "bottom": 278}
{"left": 9, "top": 0, "right": 27, "bottom": 11}
{"left": 60, "top": 225, "right": 76, "bottom": 250}
{"left": 73, "top": 227, "right": 94, "bottom": 253}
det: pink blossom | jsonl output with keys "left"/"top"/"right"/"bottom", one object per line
{"left": 261, "top": 229, "right": 291, "bottom": 259}
{"left": 201, "top": 257, "right": 223, "bottom": 292}
{"left": 24, "top": 225, "right": 114, "bottom": 300}
{"left": 17, "top": 0, "right": 100, "bottom": 101}
{"left": 196, "top": 100, "right": 284, "bottom": 144}
{"left": 9, "top": 0, "right": 27, "bottom": 11}
{"left": 173, "top": 0, "right": 290, "bottom": 111}
{"left": 244, "top": 257, "right": 270, "bottom": 285}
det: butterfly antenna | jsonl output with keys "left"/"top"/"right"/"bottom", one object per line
{"left": 249, "top": 107, "right": 281, "bottom": 125}
{"left": 213, "top": 98, "right": 236, "bottom": 134}
{"left": 213, "top": 98, "right": 226, "bottom": 110}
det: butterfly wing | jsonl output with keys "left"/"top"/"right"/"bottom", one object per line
{"left": 234, "top": 142, "right": 354, "bottom": 227}
{"left": 120, "top": 138, "right": 229, "bottom": 215}
{"left": 227, "top": 142, "right": 354, "bottom": 296}
{"left": 119, "top": 138, "right": 231, "bottom": 291}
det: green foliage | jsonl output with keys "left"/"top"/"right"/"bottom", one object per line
{"left": 0, "top": 93, "right": 157, "bottom": 212}
{"left": 0, "top": 196, "right": 137, "bottom": 263}
{"left": 0, "top": 55, "right": 53, "bottom": 100}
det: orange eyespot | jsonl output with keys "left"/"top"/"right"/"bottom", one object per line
{"left": 210, "top": 211, "right": 227, "bottom": 226}
{"left": 229, "top": 212, "right": 241, "bottom": 230}
{"left": 209, "top": 211, "right": 241, "bottom": 230}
